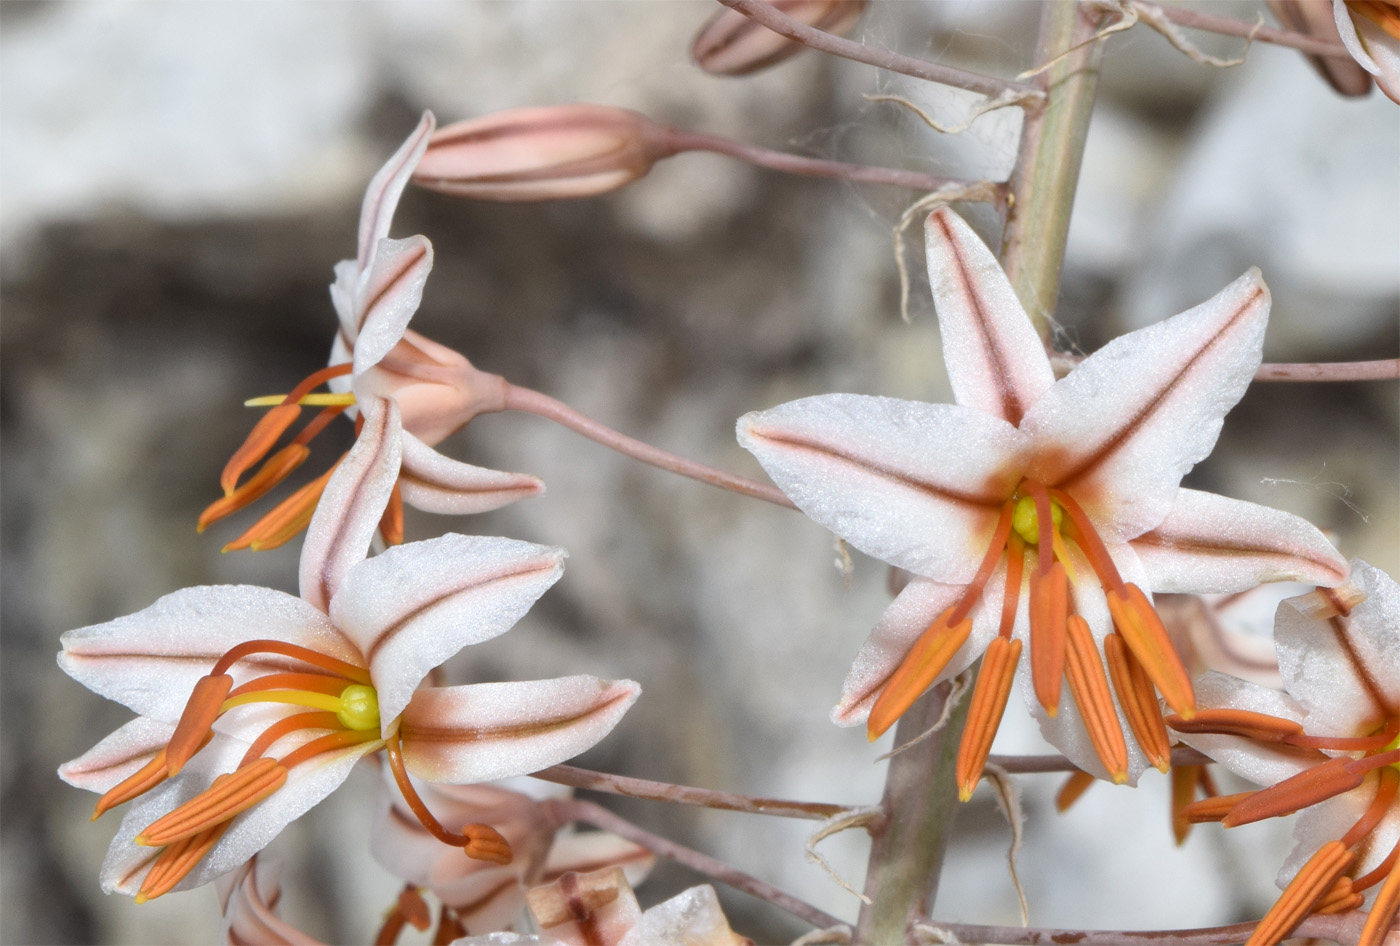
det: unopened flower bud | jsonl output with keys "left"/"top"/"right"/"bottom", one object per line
{"left": 412, "top": 105, "right": 675, "bottom": 201}
{"left": 691, "top": 0, "right": 868, "bottom": 77}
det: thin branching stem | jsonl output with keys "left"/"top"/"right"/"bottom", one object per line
{"left": 713, "top": 0, "right": 1042, "bottom": 99}
{"left": 664, "top": 129, "right": 977, "bottom": 193}
{"left": 1050, "top": 354, "right": 1400, "bottom": 382}
{"left": 1142, "top": 1, "right": 1351, "bottom": 57}
{"left": 915, "top": 913, "right": 1345, "bottom": 945}
{"left": 502, "top": 382, "right": 796, "bottom": 509}
{"left": 986, "top": 746, "right": 1211, "bottom": 774}
{"left": 533, "top": 764, "right": 848, "bottom": 820}
{"left": 553, "top": 799, "right": 844, "bottom": 931}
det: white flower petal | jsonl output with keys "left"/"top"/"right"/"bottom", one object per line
{"left": 58, "top": 586, "right": 353, "bottom": 722}
{"left": 400, "top": 678, "right": 640, "bottom": 784}
{"left": 59, "top": 716, "right": 177, "bottom": 794}
{"left": 357, "top": 111, "right": 435, "bottom": 272}
{"left": 924, "top": 208, "right": 1054, "bottom": 424}
{"left": 329, "top": 259, "right": 360, "bottom": 346}
{"left": 832, "top": 577, "right": 993, "bottom": 727}
{"left": 617, "top": 885, "right": 745, "bottom": 946}
{"left": 1131, "top": 488, "right": 1348, "bottom": 593}
{"left": 545, "top": 832, "right": 655, "bottom": 888}
{"left": 352, "top": 235, "right": 434, "bottom": 375}
{"left": 1275, "top": 560, "right": 1400, "bottom": 738}
{"left": 331, "top": 534, "right": 566, "bottom": 730}
{"left": 738, "top": 394, "right": 1027, "bottom": 582}
{"left": 1335, "top": 0, "right": 1400, "bottom": 104}
{"left": 400, "top": 431, "right": 544, "bottom": 514}
{"left": 1276, "top": 780, "right": 1395, "bottom": 890}
{"left": 300, "top": 396, "right": 403, "bottom": 614}
{"left": 1020, "top": 269, "right": 1269, "bottom": 542}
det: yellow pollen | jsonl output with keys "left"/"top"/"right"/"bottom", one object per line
{"left": 1011, "top": 495, "right": 1063, "bottom": 547}
{"left": 243, "top": 392, "right": 358, "bottom": 408}
{"left": 220, "top": 683, "right": 380, "bottom": 731}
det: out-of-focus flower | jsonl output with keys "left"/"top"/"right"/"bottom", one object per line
{"left": 215, "top": 855, "right": 323, "bottom": 946}
{"left": 690, "top": 0, "right": 868, "bottom": 76}
{"left": 201, "top": 111, "right": 541, "bottom": 551}
{"left": 371, "top": 771, "right": 654, "bottom": 934}
{"left": 448, "top": 867, "right": 750, "bottom": 946}
{"left": 412, "top": 106, "right": 673, "bottom": 202}
{"left": 738, "top": 207, "right": 1347, "bottom": 793}
{"left": 1267, "top": 0, "right": 1374, "bottom": 95}
{"left": 59, "top": 436, "right": 639, "bottom": 901}
{"left": 1169, "top": 560, "right": 1400, "bottom": 944}
{"left": 1335, "top": 0, "right": 1400, "bottom": 103}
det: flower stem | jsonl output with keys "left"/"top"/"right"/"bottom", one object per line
{"left": 1001, "top": 0, "right": 1108, "bottom": 339}
{"left": 501, "top": 382, "right": 796, "bottom": 509}
{"left": 713, "top": 0, "right": 1043, "bottom": 99}
{"left": 533, "top": 763, "right": 848, "bottom": 820}
{"left": 854, "top": 681, "right": 969, "bottom": 945}
{"left": 554, "top": 799, "right": 843, "bottom": 930}
{"left": 1145, "top": 2, "right": 1350, "bottom": 57}
{"left": 915, "top": 913, "right": 1347, "bottom": 945}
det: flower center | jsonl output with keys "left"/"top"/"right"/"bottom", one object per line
{"left": 867, "top": 478, "right": 1196, "bottom": 797}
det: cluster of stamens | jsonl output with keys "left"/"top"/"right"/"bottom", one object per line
{"left": 95, "top": 641, "right": 509, "bottom": 903}
{"left": 198, "top": 363, "right": 403, "bottom": 550}
{"left": 867, "top": 479, "right": 1196, "bottom": 800}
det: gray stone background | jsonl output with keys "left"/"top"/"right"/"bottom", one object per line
{"left": 2, "top": 2, "right": 1396, "bottom": 944}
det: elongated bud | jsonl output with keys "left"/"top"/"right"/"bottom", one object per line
{"left": 412, "top": 105, "right": 675, "bottom": 202}
{"left": 691, "top": 0, "right": 868, "bottom": 76}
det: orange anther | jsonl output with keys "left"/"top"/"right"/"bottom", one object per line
{"left": 1106, "top": 583, "right": 1195, "bottom": 719}
{"left": 134, "top": 821, "right": 232, "bottom": 904}
{"left": 1171, "top": 765, "right": 1200, "bottom": 845}
{"left": 199, "top": 444, "right": 310, "bottom": 532}
{"left": 221, "top": 404, "right": 302, "bottom": 496}
{"left": 1245, "top": 840, "right": 1354, "bottom": 946}
{"left": 137, "top": 758, "right": 288, "bottom": 846}
{"left": 1054, "top": 770, "right": 1096, "bottom": 813}
{"left": 165, "top": 674, "right": 234, "bottom": 776}
{"left": 1165, "top": 708, "right": 1304, "bottom": 743}
{"left": 398, "top": 885, "right": 433, "bottom": 931}
{"left": 867, "top": 607, "right": 974, "bottom": 741}
{"left": 1104, "top": 633, "right": 1172, "bottom": 772}
{"left": 1224, "top": 757, "right": 1365, "bottom": 828}
{"left": 462, "top": 822, "right": 514, "bottom": 865}
{"left": 94, "top": 749, "right": 172, "bottom": 821}
{"left": 1029, "top": 561, "right": 1068, "bottom": 716}
{"left": 1340, "top": 768, "right": 1398, "bottom": 849}
{"left": 1312, "top": 874, "right": 1362, "bottom": 915}
{"left": 1064, "top": 615, "right": 1128, "bottom": 784}
{"left": 1358, "top": 850, "right": 1400, "bottom": 945}
{"left": 222, "top": 463, "right": 337, "bottom": 552}
{"left": 1179, "top": 790, "right": 1255, "bottom": 824}
{"left": 955, "top": 636, "right": 1022, "bottom": 800}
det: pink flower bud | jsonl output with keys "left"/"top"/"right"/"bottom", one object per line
{"left": 412, "top": 105, "right": 675, "bottom": 201}
{"left": 691, "top": 0, "right": 868, "bottom": 77}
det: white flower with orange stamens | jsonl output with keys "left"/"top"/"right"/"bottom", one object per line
{"left": 58, "top": 413, "right": 639, "bottom": 902}
{"left": 201, "top": 110, "right": 542, "bottom": 552}
{"left": 1335, "top": 0, "right": 1400, "bottom": 104}
{"left": 737, "top": 207, "right": 1348, "bottom": 793}
{"left": 1168, "top": 560, "right": 1400, "bottom": 944}
{"left": 370, "top": 772, "right": 654, "bottom": 934}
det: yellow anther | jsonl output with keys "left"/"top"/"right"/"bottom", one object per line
{"left": 1011, "top": 494, "right": 1062, "bottom": 546}
{"left": 335, "top": 684, "right": 380, "bottom": 732}
{"left": 243, "top": 392, "right": 358, "bottom": 408}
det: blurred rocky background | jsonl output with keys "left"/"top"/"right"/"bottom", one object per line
{"left": 2, "top": 2, "right": 1396, "bottom": 943}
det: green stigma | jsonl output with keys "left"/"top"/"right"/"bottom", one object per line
{"left": 336, "top": 684, "right": 380, "bottom": 731}
{"left": 1012, "top": 495, "right": 1063, "bottom": 546}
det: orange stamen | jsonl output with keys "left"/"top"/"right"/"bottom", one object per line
{"left": 277, "top": 729, "right": 381, "bottom": 770}
{"left": 165, "top": 674, "right": 234, "bottom": 776}
{"left": 134, "top": 820, "right": 232, "bottom": 904}
{"left": 1054, "top": 770, "right": 1096, "bottom": 812}
{"left": 1312, "top": 875, "right": 1362, "bottom": 915}
{"left": 947, "top": 500, "right": 1018, "bottom": 626}
{"left": 998, "top": 535, "right": 1025, "bottom": 640}
{"left": 1104, "top": 634, "right": 1172, "bottom": 772}
{"left": 1105, "top": 583, "right": 1195, "bottom": 719}
{"left": 431, "top": 905, "right": 468, "bottom": 946}
{"left": 1029, "top": 561, "right": 1068, "bottom": 716}
{"left": 1245, "top": 840, "right": 1353, "bottom": 946}
{"left": 221, "top": 462, "right": 338, "bottom": 552}
{"left": 240, "top": 711, "right": 341, "bottom": 767}
{"left": 1224, "top": 757, "right": 1366, "bottom": 828}
{"left": 1047, "top": 488, "right": 1126, "bottom": 593}
{"left": 1171, "top": 765, "right": 1201, "bottom": 845}
{"left": 1286, "top": 714, "right": 1400, "bottom": 751}
{"left": 384, "top": 732, "right": 515, "bottom": 863}
{"left": 137, "top": 759, "right": 288, "bottom": 846}
{"left": 1340, "top": 768, "right": 1398, "bottom": 849}
{"left": 1350, "top": 1, "right": 1400, "bottom": 41}
{"left": 199, "top": 444, "right": 310, "bottom": 532}
{"left": 93, "top": 748, "right": 176, "bottom": 820}
{"left": 867, "top": 607, "right": 974, "bottom": 741}
{"left": 1179, "top": 790, "right": 1255, "bottom": 824}
{"left": 211, "top": 639, "right": 371, "bottom": 683}
{"left": 398, "top": 885, "right": 433, "bottom": 931}
{"left": 1165, "top": 708, "right": 1304, "bottom": 742}
{"left": 227, "top": 672, "right": 351, "bottom": 700}
{"left": 379, "top": 480, "right": 405, "bottom": 546}
{"left": 1063, "top": 615, "right": 1128, "bottom": 784}
{"left": 1357, "top": 848, "right": 1400, "bottom": 944}
{"left": 291, "top": 403, "right": 348, "bottom": 448}
{"left": 955, "top": 636, "right": 1022, "bottom": 800}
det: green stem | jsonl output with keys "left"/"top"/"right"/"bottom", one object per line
{"left": 1001, "top": 0, "right": 1107, "bottom": 340}
{"left": 853, "top": 680, "right": 970, "bottom": 945}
